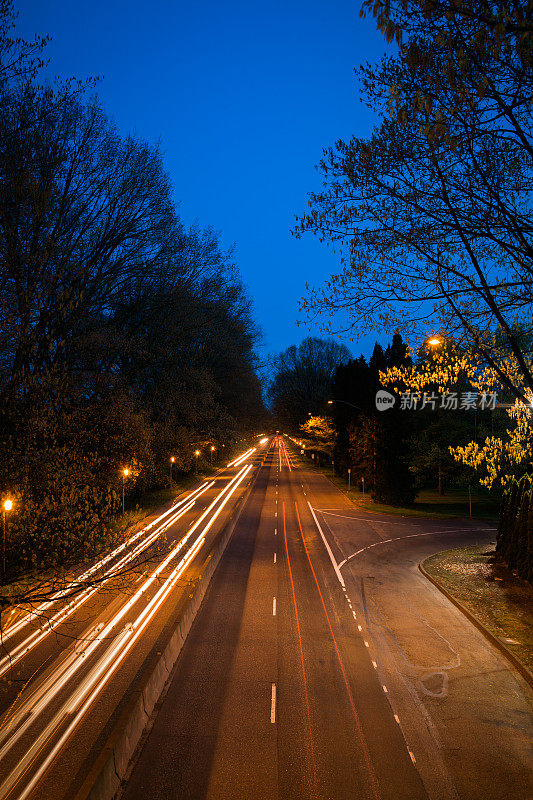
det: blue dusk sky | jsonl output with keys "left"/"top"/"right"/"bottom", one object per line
{"left": 16, "top": 0, "right": 387, "bottom": 359}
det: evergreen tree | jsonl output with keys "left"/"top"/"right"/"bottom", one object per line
{"left": 332, "top": 334, "right": 415, "bottom": 505}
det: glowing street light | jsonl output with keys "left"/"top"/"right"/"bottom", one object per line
{"left": 170, "top": 456, "right": 175, "bottom": 484}
{"left": 328, "top": 399, "right": 364, "bottom": 412}
{"left": 210, "top": 445, "right": 215, "bottom": 464}
{"left": 195, "top": 450, "right": 200, "bottom": 474}
{"left": 122, "top": 468, "right": 129, "bottom": 516}
{"left": 427, "top": 337, "right": 442, "bottom": 346}
{"left": 2, "top": 499, "right": 13, "bottom": 578}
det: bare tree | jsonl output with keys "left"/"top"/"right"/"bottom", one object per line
{"left": 268, "top": 337, "right": 350, "bottom": 428}
{"left": 295, "top": 0, "right": 533, "bottom": 402}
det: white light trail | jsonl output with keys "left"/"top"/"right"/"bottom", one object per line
{"left": 0, "top": 482, "right": 213, "bottom": 646}
{"left": 0, "top": 484, "right": 215, "bottom": 674}
{"left": 227, "top": 447, "right": 255, "bottom": 467}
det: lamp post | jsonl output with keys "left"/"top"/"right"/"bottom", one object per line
{"left": 210, "top": 445, "right": 215, "bottom": 464}
{"left": 170, "top": 456, "right": 175, "bottom": 484}
{"left": 122, "top": 469, "right": 129, "bottom": 515}
{"left": 195, "top": 450, "right": 200, "bottom": 474}
{"left": 2, "top": 499, "right": 12, "bottom": 579}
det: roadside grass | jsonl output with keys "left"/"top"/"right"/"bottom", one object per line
{"left": 422, "top": 544, "right": 533, "bottom": 677}
{"left": 286, "top": 445, "right": 499, "bottom": 520}
{"left": 0, "top": 469, "right": 214, "bottom": 611}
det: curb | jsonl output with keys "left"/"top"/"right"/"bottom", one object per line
{"left": 418, "top": 560, "right": 533, "bottom": 690}
{"left": 74, "top": 460, "right": 263, "bottom": 800}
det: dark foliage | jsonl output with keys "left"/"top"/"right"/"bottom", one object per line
{"left": 268, "top": 337, "right": 350, "bottom": 430}
{"left": 331, "top": 334, "right": 416, "bottom": 506}
{"left": 0, "top": 5, "right": 266, "bottom": 581}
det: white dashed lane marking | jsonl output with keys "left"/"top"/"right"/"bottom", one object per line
{"left": 271, "top": 683, "right": 276, "bottom": 723}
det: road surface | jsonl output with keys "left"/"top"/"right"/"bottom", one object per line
{"left": 122, "top": 437, "right": 532, "bottom": 800}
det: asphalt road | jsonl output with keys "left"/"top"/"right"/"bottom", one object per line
{"left": 122, "top": 437, "right": 533, "bottom": 800}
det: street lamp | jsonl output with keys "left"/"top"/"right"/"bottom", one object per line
{"left": 2, "top": 499, "right": 12, "bottom": 578}
{"left": 122, "top": 468, "right": 129, "bottom": 515}
{"left": 427, "top": 336, "right": 442, "bottom": 347}
{"left": 195, "top": 450, "right": 200, "bottom": 474}
{"left": 210, "top": 445, "right": 215, "bottom": 464}
{"left": 170, "top": 456, "right": 175, "bottom": 484}
{"left": 327, "top": 399, "right": 364, "bottom": 413}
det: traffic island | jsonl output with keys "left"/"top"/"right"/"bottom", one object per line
{"left": 421, "top": 544, "right": 533, "bottom": 686}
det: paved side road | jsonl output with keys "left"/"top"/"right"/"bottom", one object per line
{"left": 120, "top": 441, "right": 533, "bottom": 800}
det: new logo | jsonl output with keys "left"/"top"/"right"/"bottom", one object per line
{"left": 375, "top": 390, "right": 396, "bottom": 411}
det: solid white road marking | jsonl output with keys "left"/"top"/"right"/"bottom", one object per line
{"left": 315, "top": 510, "right": 393, "bottom": 523}
{"left": 338, "top": 528, "right": 496, "bottom": 569}
{"left": 394, "top": 714, "right": 400, "bottom": 725}
{"left": 409, "top": 751, "right": 416, "bottom": 764}
{"left": 271, "top": 683, "right": 276, "bottom": 723}
{"left": 307, "top": 502, "right": 345, "bottom": 588}
{"left": 273, "top": 597, "right": 277, "bottom": 616}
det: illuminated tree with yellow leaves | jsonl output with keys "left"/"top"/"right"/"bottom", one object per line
{"left": 380, "top": 339, "right": 533, "bottom": 489}
{"left": 300, "top": 415, "right": 336, "bottom": 457}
